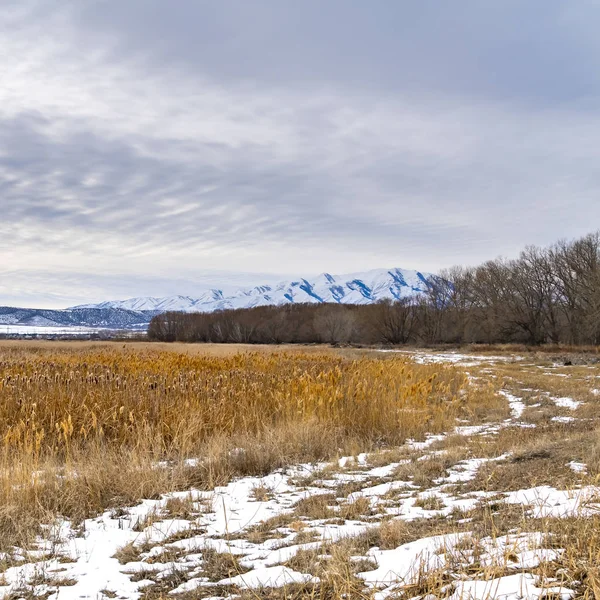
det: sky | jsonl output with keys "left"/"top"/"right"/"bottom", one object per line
{"left": 2, "top": 1, "right": 600, "bottom": 308}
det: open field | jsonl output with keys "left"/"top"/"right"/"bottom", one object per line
{"left": 0, "top": 340, "right": 324, "bottom": 355}
{"left": 0, "top": 343, "right": 599, "bottom": 599}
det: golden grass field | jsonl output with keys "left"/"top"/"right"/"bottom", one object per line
{"left": 0, "top": 340, "right": 339, "bottom": 355}
{"left": 0, "top": 342, "right": 493, "bottom": 554}
{"left": 4, "top": 342, "right": 600, "bottom": 599}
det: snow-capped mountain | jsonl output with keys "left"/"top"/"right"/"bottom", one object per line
{"left": 0, "top": 306, "right": 157, "bottom": 331}
{"left": 73, "top": 268, "right": 433, "bottom": 314}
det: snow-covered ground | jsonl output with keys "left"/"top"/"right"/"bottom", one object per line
{"left": 380, "top": 349, "right": 524, "bottom": 367}
{"left": 0, "top": 325, "right": 102, "bottom": 336}
{"left": 0, "top": 350, "right": 595, "bottom": 599}
{"left": 1, "top": 445, "right": 590, "bottom": 599}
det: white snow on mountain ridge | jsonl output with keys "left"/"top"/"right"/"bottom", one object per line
{"left": 72, "top": 268, "right": 434, "bottom": 313}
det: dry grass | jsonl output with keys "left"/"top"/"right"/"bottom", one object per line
{"left": 461, "top": 343, "right": 600, "bottom": 356}
{"left": 0, "top": 345, "right": 477, "bottom": 550}
{"left": 338, "top": 496, "right": 373, "bottom": 521}
{"left": 251, "top": 352, "right": 600, "bottom": 600}
{"left": 414, "top": 494, "right": 445, "bottom": 511}
{"left": 0, "top": 339, "right": 322, "bottom": 356}
{"left": 198, "top": 548, "right": 249, "bottom": 581}
{"left": 16, "top": 343, "right": 600, "bottom": 599}
{"left": 163, "top": 495, "right": 198, "bottom": 519}
{"left": 0, "top": 347, "right": 466, "bottom": 454}
{"left": 255, "top": 351, "right": 600, "bottom": 599}
{"left": 370, "top": 518, "right": 415, "bottom": 550}
{"left": 280, "top": 541, "right": 377, "bottom": 600}
{"left": 113, "top": 542, "right": 142, "bottom": 565}
{"left": 293, "top": 494, "right": 338, "bottom": 520}
{"left": 243, "top": 514, "right": 295, "bottom": 545}
{"left": 391, "top": 446, "right": 473, "bottom": 489}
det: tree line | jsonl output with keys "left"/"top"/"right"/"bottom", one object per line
{"left": 148, "top": 231, "right": 600, "bottom": 346}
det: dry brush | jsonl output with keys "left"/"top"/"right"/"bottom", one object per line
{"left": 0, "top": 345, "right": 485, "bottom": 550}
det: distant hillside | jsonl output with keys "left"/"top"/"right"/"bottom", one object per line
{"left": 0, "top": 306, "right": 159, "bottom": 330}
{"left": 73, "top": 267, "right": 434, "bottom": 314}
{"left": 0, "top": 268, "right": 434, "bottom": 331}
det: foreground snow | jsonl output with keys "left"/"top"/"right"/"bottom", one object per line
{"left": 2, "top": 448, "right": 592, "bottom": 599}
{"left": 1, "top": 350, "right": 595, "bottom": 599}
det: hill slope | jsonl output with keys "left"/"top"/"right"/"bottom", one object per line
{"left": 73, "top": 267, "right": 433, "bottom": 314}
{"left": 0, "top": 307, "right": 158, "bottom": 331}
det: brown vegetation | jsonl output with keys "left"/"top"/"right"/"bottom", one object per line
{"left": 149, "top": 231, "right": 600, "bottom": 347}
{"left": 0, "top": 344, "right": 473, "bottom": 551}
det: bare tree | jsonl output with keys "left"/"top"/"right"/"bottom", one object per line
{"left": 552, "top": 233, "right": 600, "bottom": 344}
{"left": 371, "top": 298, "right": 417, "bottom": 344}
{"left": 314, "top": 306, "right": 356, "bottom": 344}
{"left": 147, "top": 230, "right": 600, "bottom": 347}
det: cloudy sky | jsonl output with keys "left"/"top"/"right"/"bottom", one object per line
{"left": 2, "top": 1, "right": 600, "bottom": 308}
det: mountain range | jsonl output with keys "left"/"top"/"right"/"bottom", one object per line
{"left": 1, "top": 268, "right": 434, "bottom": 331}
{"left": 73, "top": 268, "right": 433, "bottom": 313}
{"left": 0, "top": 306, "right": 157, "bottom": 332}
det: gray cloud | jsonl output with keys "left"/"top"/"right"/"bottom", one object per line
{"left": 2, "top": 1, "right": 600, "bottom": 307}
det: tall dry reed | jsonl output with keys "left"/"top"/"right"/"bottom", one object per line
{"left": 0, "top": 346, "right": 482, "bottom": 549}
